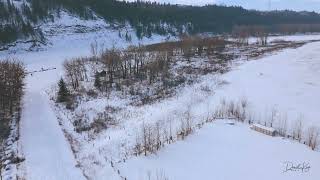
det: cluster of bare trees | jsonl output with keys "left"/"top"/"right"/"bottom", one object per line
{"left": 292, "top": 118, "right": 303, "bottom": 142}
{"left": 63, "top": 36, "right": 229, "bottom": 96}
{"left": 133, "top": 109, "right": 195, "bottom": 156}
{"left": 232, "top": 25, "right": 269, "bottom": 45}
{"left": 177, "top": 109, "right": 193, "bottom": 140}
{"left": 275, "top": 24, "right": 320, "bottom": 34}
{"left": 133, "top": 122, "right": 165, "bottom": 156}
{"left": 0, "top": 59, "right": 25, "bottom": 179}
{"left": 213, "top": 98, "right": 320, "bottom": 151}
{"left": 271, "top": 115, "right": 319, "bottom": 150}
{"left": 0, "top": 59, "right": 25, "bottom": 139}
{"left": 64, "top": 45, "right": 174, "bottom": 94}
{"left": 131, "top": 97, "right": 320, "bottom": 156}
{"left": 63, "top": 58, "right": 88, "bottom": 91}
{"left": 280, "top": 115, "right": 319, "bottom": 150}
{"left": 145, "top": 170, "right": 169, "bottom": 180}
{"left": 73, "top": 111, "right": 117, "bottom": 135}
{"left": 232, "top": 26, "right": 250, "bottom": 45}
{"left": 96, "top": 46, "right": 173, "bottom": 92}
{"left": 233, "top": 24, "right": 320, "bottom": 46}
{"left": 306, "top": 126, "right": 320, "bottom": 150}
{"left": 96, "top": 36, "right": 227, "bottom": 87}
{"left": 213, "top": 98, "right": 248, "bottom": 122}
{"left": 116, "top": 100, "right": 319, "bottom": 162}
{"left": 178, "top": 35, "right": 227, "bottom": 59}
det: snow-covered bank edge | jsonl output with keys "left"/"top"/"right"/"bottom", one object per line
{"left": 0, "top": 112, "right": 26, "bottom": 180}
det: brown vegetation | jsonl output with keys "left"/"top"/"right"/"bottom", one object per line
{"left": 0, "top": 59, "right": 25, "bottom": 180}
{"left": 62, "top": 36, "right": 232, "bottom": 107}
{"left": 0, "top": 59, "right": 25, "bottom": 140}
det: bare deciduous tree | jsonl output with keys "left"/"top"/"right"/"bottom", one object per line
{"left": 0, "top": 59, "right": 25, "bottom": 139}
{"left": 306, "top": 126, "right": 320, "bottom": 150}
{"left": 63, "top": 58, "right": 88, "bottom": 90}
{"left": 292, "top": 116, "right": 304, "bottom": 142}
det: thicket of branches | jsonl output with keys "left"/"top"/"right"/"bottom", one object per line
{"left": 133, "top": 110, "right": 194, "bottom": 157}
{"left": 210, "top": 98, "right": 320, "bottom": 151}
{"left": 62, "top": 36, "right": 228, "bottom": 95}
{"left": 62, "top": 43, "right": 175, "bottom": 106}
{"left": 232, "top": 24, "right": 320, "bottom": 46}
{"left": 0, "top": 59, "right": 25, "bottom": 140}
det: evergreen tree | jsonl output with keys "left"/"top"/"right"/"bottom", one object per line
{"left": 57, "top": 78, "right": 70, "bottom": 103}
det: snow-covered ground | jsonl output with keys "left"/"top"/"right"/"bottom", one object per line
{"left": 1, "top": 10, "right": 320, "bottom": 179}
{"left": 119, "top": 120, "right": 320, "bottom": 180}
{"left": 20, "top": 74, "right": 86, "bottom": 180}
{"left": 51, "top": 37, "right": 320, "bottom": 179}
{"left": 0, "top": 12, "right": 170, "bottom": 180}
{"left": 213, "top": 41, "right": 320, "bottom": 128}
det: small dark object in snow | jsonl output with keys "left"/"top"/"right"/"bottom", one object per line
{"left": 11, "top": 156, "right": 25, "bottom": 164}
{"left": 226, "top": 122, "right": 235, "bottom": 125}
{"left": 251, "top": 123, "right": 276, "bottom": 136}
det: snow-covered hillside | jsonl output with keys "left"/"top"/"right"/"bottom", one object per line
{"left": 123, "top": 0, "right": 320, "bottom": 12}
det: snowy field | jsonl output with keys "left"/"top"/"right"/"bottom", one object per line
{"left": 50, "top": 38, "right": 320, "bottom": 179}
{"left": 85, "top": 40, "right": 320, "bottom": 180}
{"left": 119, "top": 120, "right": 320, "bottom": 180}
{"left": 211, "top": 41, "right": 320, "bottom": 128}
{"left": 1, "top": 11, "right": 320, "bottom": 179}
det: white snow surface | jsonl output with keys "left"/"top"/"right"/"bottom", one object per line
{"left": 214, "top": 41, "right": 320, "bottom": 128}
{"left": 120, "top": 120, "right": 320, "bottom": 180}
{"left": 20, "top": 76, "right": 86, "bottom": 180}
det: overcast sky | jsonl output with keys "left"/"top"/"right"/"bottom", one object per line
{"left": 124, "top": 0, "right": 320, "bottom": 12}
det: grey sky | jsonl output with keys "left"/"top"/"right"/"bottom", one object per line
{"left": 124, "top": 0, "right": 320, "bottom": 12}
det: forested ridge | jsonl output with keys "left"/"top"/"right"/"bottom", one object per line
{"left": 1, "top": 0, "right": 320, "bottom": 45}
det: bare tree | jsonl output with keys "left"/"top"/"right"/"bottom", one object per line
{"left": 155, "top": 122, "right": 162, "bottom": 151}
{"left": 90, "top": 40, "right": 99, "bottom": 60}
{"left": 292, "top": 116, "right": 304, "bottom": 142}
{"left": 270, "top": 107, "right": 277, "bottom": 127}
{"left": 232, "top": 25, "right": 250, "bottom": 45}
{"left": 101, "top": 47, "right": 122, "bottom": 85}
{"left": 254, "top": 26, "right": 269, "bottom": 46}
{"left": 0, "top": 59, "right": 25, "bottom": 141}
{"left": 306, "top": 126, "right": 320, "bottom": 150}
{"left": 180, "top": 34, "right": 194, "bottom": 62}
{"left": 63, "top": 58, "right": 88, "bottom": 90}
{"left": 278, "top": 113, "right": 288, "bottom": 137}
{"left": 142, "top": 122, "right": 148, "bottom": 156}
